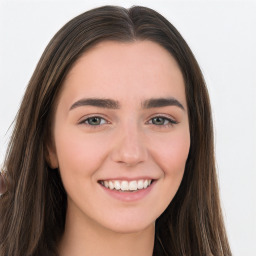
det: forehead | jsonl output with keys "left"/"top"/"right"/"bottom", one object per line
{"left": 59, "top": 40, "right": 186, "bottom": 108}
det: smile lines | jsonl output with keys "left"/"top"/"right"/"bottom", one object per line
{"left": 99, "top": 179, "right": 153, "bottom": 192}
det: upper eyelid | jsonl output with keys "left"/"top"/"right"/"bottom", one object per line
{"left": 79, "top": 114, "right": 177, "bottom": 125}
{"left": 146, "top": 114, "right": 177, "bottom": 122}
{"left": 78, "top": 114, "right": 109, "bottom": 124}
{"left": 148, "top": 116, "right": 172, "bottom": 121}
{"left": 147, "top": 116, "right": 177, "bottom": 125}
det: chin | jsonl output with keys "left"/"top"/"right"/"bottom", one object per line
{"left": 104, "top": 221, "right": 155, "bottom": 235}
{"left": 96, "top": 212, "right": 156, "bottom": 234}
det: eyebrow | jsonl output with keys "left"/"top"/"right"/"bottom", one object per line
{"left": 70, "top": 98, "right": 120, "bottom": 110}
{"left": 69, "top": 97, "right": 185, "bottom": 111}
{"left": 142, "top": 97, "right": 184, "bottom": 110}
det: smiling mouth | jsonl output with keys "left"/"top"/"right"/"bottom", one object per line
{"left": 98, "top": 179, "right": 154, "bottom": 192}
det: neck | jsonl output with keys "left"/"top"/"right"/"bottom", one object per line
{"left": 58, "top": 203, "right": 155, "bottom": 256}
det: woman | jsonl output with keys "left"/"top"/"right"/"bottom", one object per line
{"left": 0, "top": 5, "right": 232, "bottom": 256}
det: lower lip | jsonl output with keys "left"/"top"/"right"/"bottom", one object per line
{"left": 99, "top": 181, "right": 156, "bottom": 202}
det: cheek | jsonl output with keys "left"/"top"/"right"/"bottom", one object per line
{"left": 146, "top": 129, "right": 190, "bottom": 217}
{"left": 150, "top": 129, "right": 190, "bottom": 177}
{"left": 167, "top": 137, "right": 189, "bottom": 172}
{"left": 157, "top": 131, "right": 190, "bottom": 200}
{"left": 54, "top": 128, "right": 110, "bottom": 177}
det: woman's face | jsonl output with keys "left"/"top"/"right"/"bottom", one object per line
{"left": 49, "top": 40, "right": 190, "bottom": 233}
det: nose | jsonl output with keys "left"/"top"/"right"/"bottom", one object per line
{"left": 110, "top": 124, "right": 148, "bottom": 167}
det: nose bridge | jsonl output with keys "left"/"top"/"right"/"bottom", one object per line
{"left": 111, "top": 119, "right": 148, "bottom": 166}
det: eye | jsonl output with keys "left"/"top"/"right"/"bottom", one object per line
{"left": 148, "top": 116, "right": 177, "bottom": 127}
{"left": 80, "top": 116, "right": 108, "bottom": 126}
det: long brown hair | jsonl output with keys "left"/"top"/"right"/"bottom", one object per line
{"left": 0, "top": 5, "right": 231, "bottom": 256}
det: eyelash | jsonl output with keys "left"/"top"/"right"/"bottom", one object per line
{"left": 79, "top": 115, "right": 178, "bottom": 129}
{"left": 147, "top": 116, "right": 178, "bottom": 127}
{"left": 79, "top": 116, "right": 109, "bottom": 128}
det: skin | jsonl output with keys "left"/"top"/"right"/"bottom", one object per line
{"left": 48, "top": 40, "right": 190, "bottom": 256}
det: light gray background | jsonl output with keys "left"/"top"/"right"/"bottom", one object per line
{"left": 0, "top": 0, "right": 255, "bottom": 255}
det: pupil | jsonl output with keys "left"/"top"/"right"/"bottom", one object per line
{"left": 153, "top": 117, "right": 164, "bottom": 125}
{"left": 89, "top": 117, "right": 100, "bottom": 125}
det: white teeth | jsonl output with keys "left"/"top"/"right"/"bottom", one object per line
{"left": 108, "top": 181, "right": 114, "bottom": 190}
{"left": 103, "top": 181, "right": 109, "bottom": 188}
{"left": 100, "top": 179, "right": 153, "bottom": 191}
{"left": 114, "top": 181, "right": 121, "bottom": 190}
{"left": 121, "top": 181, "right": 129, "bottom": 191}
{"left": 143, "top": 180, "right": 149, "bottom": 188}
{"left": 129, "top": 181, "right": 138, "bottom": 191}
{"left": 137, "top": 180, "right": 144, "bottom": 190}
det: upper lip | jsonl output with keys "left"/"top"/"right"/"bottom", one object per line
{"left": 98, "top": 176, "right": 157, "bottom": 181}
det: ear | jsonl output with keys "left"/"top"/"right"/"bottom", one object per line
{"left": 45, "top": 143, "right": 59, "bottom": 169}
